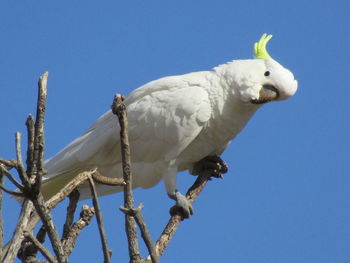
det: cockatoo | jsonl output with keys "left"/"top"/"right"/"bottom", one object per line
{"left": 42, "top": 34, "right": 297, "bottom": 217}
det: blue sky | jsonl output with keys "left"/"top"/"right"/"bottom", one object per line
{"left": 1, "top": 1, "right": 349, "bottom": 262}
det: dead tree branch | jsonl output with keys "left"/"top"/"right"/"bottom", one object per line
{"left": 18, "top": 224, "right": 47, "bottom": 263}
{"left": 2, "top": 200, "right": 34, "bottom": 263}
{"left": 20, "top": 73, "right": 65, "bottom": 263}
{"left": 25, "top": 114, "right": 35, "bottom": 177}
{"left": 120, "top": 204, "right": 158, "bottom": 263}
{"left": 1, "top": 72, "right": 128, "bottom": 263}
{"left": 2, "top": 72, "right": 65, "bottom": 263}
{"left": 25, "top": 169, "right": 122, "bottom": 233}
{"left": 61, "top": 205, "right": 95, "bottom": 257}
{"left": 15, "top": 133, "right": 30, "bottom": 190}
{"left": 112, "top": 94, "right": 160, "bottom": 263}
{"left": 0, "top": 165, "right": 24, "bottom": 190}
{"left": 62, "top": 190, "right": 80, "bottom": 241}
{"left": 155, "top": 170, "right": 212, "bottom": 257}
{"left": 88, "top": 175, "right": 111, "bottom": 263}
{"left": 112, "top": 94, "right": 142, "bottom": 263}
{"left": 31, "top": 196, "right": 65, "bottom": 263}
{"left": 22, "top": 231, "right": 57, "bottom": 263}
{"left": 0, "top": 159, "right": 18, "bottom": 170}
{"left": 0, "top": 185, "right": 24, "bottom": 197}
{"left": 92, "top": 170, "right": 125, "bottom": 186}
{"left": 32, "top": 72, "right": 48, "bottom": 184}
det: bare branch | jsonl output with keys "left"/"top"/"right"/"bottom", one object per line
{"left": 46, "top": 171, "right": 93, "bottom": 210}
{"left": 155, "top": 170, "right": 212, "bottom": 256}
{"left": 26, "top": 114, "right": 35, "bottom": 177}
{"left": 62, "top": 190, "right": 80, "bottom": 240}
{"left": 120, "top": 204, "right": 159, "bottom": 263}
{"left": 88, "top": 175, "right": 111, "bottom": 263}
{"left": 32, "top": 72, "right": 48, "bottom": 193}
{"left": 31, "top": 195, "right": 65, "bottom": 263}
{"left": 61, "top": 205, "right": 95, "bottom": 257}
{"left": 15, "top": 133, "right": 31, "bottom": 190}
{"left": 0, "top": 165, "right": 24, "bottom": 190}
{"left": 2, "top": 71, "right": 103, "bottom": 263}
{"left": 133, "top": 209, "right": 158, "bottom": 263}
{"left": 18, "top": 224, "right": 47, "bottom": 262}
{"left": 15, "top": 72, "right": 65, "bottom": 262}
{"left": 23, "top": 231, "right": 57, "bottom": 263}
{"left": 92, "top": 170, "right": 125, "bottom": 186}
{"left": 26, "top": 170, "right": 97, "bottom": 232}
{"left": 27, "top": 169, "right": 119, "bottom": 234}
{"left": 112, "top": 94, "right": 141, "bottom": 263}
{"left": 0, "top": 185, "right": 24, "bottom": 197}
{"left": 0, "top": 159, "right": 17, "bottom": 170}
{"left": 2, "top": 200, "right": 34, "bottom": 263}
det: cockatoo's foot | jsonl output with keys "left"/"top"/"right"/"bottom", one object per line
{"left": 168, "top": 191, "right": 193, "bottom": 219}
{"left": 191, "top": 155, "right": 228, "bottom": 178}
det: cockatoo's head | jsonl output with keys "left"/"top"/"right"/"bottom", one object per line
{"left": 217, "top": 34, "right": 298, "bottom": 104}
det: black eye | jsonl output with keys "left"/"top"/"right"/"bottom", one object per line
{"left": 264, "top": 71, "right": 270, "bottom": 77}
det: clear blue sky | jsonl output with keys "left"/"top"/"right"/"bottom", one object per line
{"left": 1, "top": 1, "right": 349, "bottom": 262}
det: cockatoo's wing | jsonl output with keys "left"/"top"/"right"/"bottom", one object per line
{"left": 125, "top": 74, "right": 212, "bottom": 164}
{"left": 42, "top": 73, "right": 212, "bottom": 199}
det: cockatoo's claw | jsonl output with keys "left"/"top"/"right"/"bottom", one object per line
{"left": 169, "top": 191, "right": 193, "bottom": 219}
{"left": 191, "top": 155, "right": 228, "bottom": 178}
{"left": 169, "top": 204, "right": 193, "bottom": 219}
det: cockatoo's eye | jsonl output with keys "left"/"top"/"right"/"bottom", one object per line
{"left": 264, "top": 71, "right": 270, "bottom": 77}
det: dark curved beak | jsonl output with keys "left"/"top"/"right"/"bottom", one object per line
{"left": 251, "top": 84, "right": 279, "bottom": 104}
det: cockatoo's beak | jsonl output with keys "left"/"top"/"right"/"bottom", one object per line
{"left": 251, "top": 84, "right": 279, "bottom": 104}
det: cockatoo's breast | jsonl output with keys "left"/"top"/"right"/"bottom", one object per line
{"left": 176, "top": 77, "right": 260, "bottom": 170}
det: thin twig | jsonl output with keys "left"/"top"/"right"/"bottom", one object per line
{"left": 15, "top": 133, "right": 31, "bottom": 190}
{"left": 133, "top": 208, "right": 158, "bottom": 263}
{"left": 61, "top": 205, "right": 95, "bottom": 257}
{"left": 26, "top": 114, "right": 35, "bottom": 177}
{"left": 62, "top": 189, "right": 80, "bottom": 240}
{"left": 0, "top": 159, "right": 18, "bottom": 170}
{"left": 0, "top": 185, "right": 24, "bottom": 197}
{"left": 120, "top": 205, "right": 159, "bottom": 263}
{"left": 23, "top": 231, "right": 57, "bottom": 263}
{"left": 88, "top": 175, "right": 111, "bottom": 263}
{"left": 15, "top": 132, "right": 24, "bottom": 166}
{"left": 111, "top": 94, "right": 141, "bottom": 262}
{"left": 0, "top": 165, "right": 24, "bottom": 190}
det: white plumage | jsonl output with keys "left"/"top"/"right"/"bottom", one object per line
{"left": 42, "top": 35, "right": 297, "bottom": 216}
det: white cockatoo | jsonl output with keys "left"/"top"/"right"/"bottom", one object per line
{"left": 42, "top": 34, "right": 297, "bottom": 217}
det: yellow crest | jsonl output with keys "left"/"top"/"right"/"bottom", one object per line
{"left": 254, "top": 34, "right": 272, "bottom": 59}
